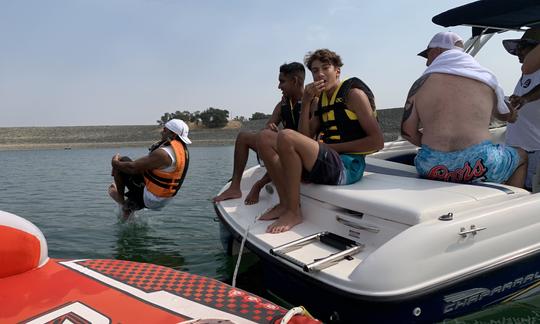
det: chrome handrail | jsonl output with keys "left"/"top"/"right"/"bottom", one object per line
{"left": 270, "top": 232, "right": 364, "bottom": 272}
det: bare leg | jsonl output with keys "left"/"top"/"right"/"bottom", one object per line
{"left": 244, "top": 182, "right": 263, "bottom": 205}
{"left": 506, "top": 148, "right": 528, "bottom": 188}
{"left": 257, "top": 129, "right": 287, "bottom": 220}
{"left": 110, "top": 156, "right": 140, "bottom": 221}
{"left": 213, "top": 131, "right": 258, "bottom": 202}
{"left": 266, "top": 130, "right": 319, "bottom": 234}
{"left": 108, "top": 183, "right": 124, "bottom": 204}
{"left": 244, "top": 173, "right": 271, "bottom": 205}
{"left": 111, "top": 167, "right": 126, "bottom": 205}
{"left": 108, "top": 180, "right": 132, "bottom": 221}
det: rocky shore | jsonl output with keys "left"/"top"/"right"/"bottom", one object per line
{"left": 0, "top": 108, "right": 403, "bottom": 151}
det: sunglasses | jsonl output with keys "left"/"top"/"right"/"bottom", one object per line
{"left": 517, "top": 41, "right": 539, "bottom": 51}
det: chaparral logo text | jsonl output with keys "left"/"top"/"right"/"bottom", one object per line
{"left": 443, "top": 272, "right": 540, "bottom": 314}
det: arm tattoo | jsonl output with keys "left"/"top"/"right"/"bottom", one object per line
{"left": 402, "top": 100, "right": 414, "bottom": 123}
{"left": 402, "top": 74, "right": 429, "bottom": 123}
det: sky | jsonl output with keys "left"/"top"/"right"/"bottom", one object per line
{"left": 0, "top": 0, "right": 526, "bottom": 127}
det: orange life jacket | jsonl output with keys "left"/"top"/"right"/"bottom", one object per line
{"left": 144, "top": 140, "right": 189, "bottom": 198}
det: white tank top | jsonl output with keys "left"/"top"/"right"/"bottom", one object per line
{"left": 159, "top": 146, "right": 177, "bottom": 172}
{"left": 143, "top": 145, "right": 177, "bottom": 209}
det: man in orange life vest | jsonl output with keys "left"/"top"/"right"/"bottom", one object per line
{"left": 108, "top": 119, "right": 190, "bottom": 217}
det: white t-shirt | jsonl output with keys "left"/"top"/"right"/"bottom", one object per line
{"left": 143, "top": 146, "right": 176, "bottom": 210}
{"left": 506, "top": 69, "right": 540, "bottom": 151}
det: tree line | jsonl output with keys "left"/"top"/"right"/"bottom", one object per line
{"left": 157, "top": 108, "right": 271, "bottom": 128}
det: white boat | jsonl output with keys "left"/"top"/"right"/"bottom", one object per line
{"left": 214, "top": 1, "right": 540, "bottom": 322}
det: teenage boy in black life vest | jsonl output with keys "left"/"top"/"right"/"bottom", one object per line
{"left": 257, "top": 49, "right": 384, "bottom": 233}
{"left": 213, "top": 62, "right": 305, "bottom": 204}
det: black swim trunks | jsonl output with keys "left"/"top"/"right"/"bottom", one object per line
{"left": 302, "top": 143, "right": 343, "bottom": 185}
{"left": 119, "top": 156, "right": 146, "bottom": 210}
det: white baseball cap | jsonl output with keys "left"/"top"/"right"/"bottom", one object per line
{"left": 165, "top": 119, "right": 192, "bottom": 144}
{"left": 418, "top": 31, "right": 464, "bottom": 58}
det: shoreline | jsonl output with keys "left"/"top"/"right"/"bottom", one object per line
{"left": 0, "top": 139, "right": 238, "bottom": 151}
{"left": 0, "top": 108, "right": 403, "bottom": 151}
{"left": 0, "top": 124, "right": 243, "bottom": 151}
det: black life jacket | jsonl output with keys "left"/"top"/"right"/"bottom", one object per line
{"left": 280, "top": 98, "right": 301, "bottom": 130}
{"left": 317, "top": 77, "right": 377, "bottom": 148}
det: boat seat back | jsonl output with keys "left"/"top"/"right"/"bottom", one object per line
{"left": 0, "top": 211, "right": 48, "bottom": 278}
{"left": 300, "top": 157, "right": 530, "bottom": 226}
{"left": 532, "top": 161, "right": 540, "bottom": 193}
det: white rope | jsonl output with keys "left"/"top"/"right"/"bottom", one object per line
{"left": 231, "top": 206, "right": 271, "bottom": 287}
{"left": 281, "top": 306, "right": 314, "bottom": 324}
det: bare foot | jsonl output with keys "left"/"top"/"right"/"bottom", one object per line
{"left": 120, "top": 205, "right": 134, "bottom": 222}
{"left": 108, "top": 183, "right": 124, "bottom": 204}
{"left": 244, "top": 185, "right": 262, "bottom": 205}
{"left": 259, "top": 204, "right": 286, "bottom": 221}
{"left": 266, "top": 210, "right": 302, "bottom": 234}
{"left": 213, "top": 187, "right": 242, "bottom": 202}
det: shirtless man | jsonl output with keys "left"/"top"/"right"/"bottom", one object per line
{"left": 257, "top": 49, "right": 383, "bottom": 233}
{"left": 402, "top": 31, "right": 527, "bottom": 186}
{"left": 213, "top": 62, "right": 305, "bottom": 204}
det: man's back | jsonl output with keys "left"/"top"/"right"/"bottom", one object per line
{"left": 416, "top": 73, "right": 495, "bottom": 151}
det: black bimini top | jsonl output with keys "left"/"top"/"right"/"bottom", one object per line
{"left": 432, "top": 0, "right": 540, "bottom": 36}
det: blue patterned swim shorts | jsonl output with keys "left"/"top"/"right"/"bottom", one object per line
{"left": 339, "top": 154, "right": 366, "bottom": 185}
{"left": 415, "top": 140, "right": 520, "bottom": 183}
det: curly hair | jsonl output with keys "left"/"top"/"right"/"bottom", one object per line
{"left": 304, "top": 49, "right": 343, "bottom": 71}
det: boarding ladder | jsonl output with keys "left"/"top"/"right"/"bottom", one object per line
{"left": 270, "top": 232, "right": 363, "bottom": 273}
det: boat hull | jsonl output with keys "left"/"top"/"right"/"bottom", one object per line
{"left": 217, "top": 207, "right": 540, "bottom": 322}
{"left": 261, "top": 246, "right": 540, "bottom": 322}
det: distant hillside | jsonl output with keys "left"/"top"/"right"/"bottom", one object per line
{"left": 237, "top": 107, "right": 403, "bottom": 142}
{"left": 378, "top": 107, "right": 403, "bottom": 141}
{"left": 0, "top": 108, "right": 403, "bottom": 150}
{"left": 0, "top": 125, "right": 161, "bottom": 145}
